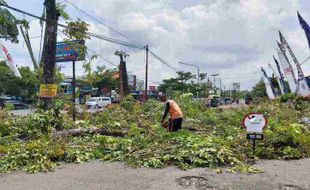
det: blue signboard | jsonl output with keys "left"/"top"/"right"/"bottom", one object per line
{"left": 56, "top": 40, "right": 85, "bottom": 62}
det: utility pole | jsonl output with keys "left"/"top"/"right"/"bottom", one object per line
{"left": 115, "top": 51, "right": 129, "bottom": 100}
{"left": 133, "top": 75, "right": 137, "bottom": 92}
{"left": 144, "top": 45, "right": 149, "bottom": 101}
{"left": 19, "top": 26, "right": 38, "bottom": 69}
{"left": 219, "top": 79, "right": 222, "bottom": 97}
{"left": 41, "top": 0, "right": 58, "bottom": 109}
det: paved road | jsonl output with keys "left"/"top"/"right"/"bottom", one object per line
{"left": 8, "top": 108, "right": 36, "bottom": 116}
{"left": 0, "top": 159, "right": 309, "bottom": 190}
{"left": 8, "top": 107, "right": 106, "bottom": 116}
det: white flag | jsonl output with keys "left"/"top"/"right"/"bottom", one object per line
{"left": 261, "top": 67, "right": 276, "bottom": 100}
{"left": 279, "top": 31, "right": 310, "bottom": 97}
{"left": 277, "top": 46, "right": 297, "bottom": 93}
{"left": 0, "top": 39, "right": 22, "bottom": 77}
{"left": 268, "top": 63, "right": 284, "bottom": 95}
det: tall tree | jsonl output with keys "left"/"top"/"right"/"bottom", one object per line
{"left": 251, "top": 79, "right": 267, "bottom": 98}
{"left": 0, "top": 0, "right": 19, "bottom": 43}
{"left": 41, "top": 0, "right": 59, "bottom": 109}
{"left": 0, "top": 61, "right": 38, "bottom": 99}
{"left": 158, "top": 71, "right": 196, "bottom": 94}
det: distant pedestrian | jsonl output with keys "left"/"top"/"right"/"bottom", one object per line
{"left": 161, "top": 95, "right": 183, "bottom": 132}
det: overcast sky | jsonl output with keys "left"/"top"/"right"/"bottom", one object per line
{"left": 3, "top": 0, "right": 310, "bottom": 90}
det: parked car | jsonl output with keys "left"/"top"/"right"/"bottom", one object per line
{"left": 245, "top": 96, "right": 253, "bottom": 105}
{"left": 2, "top": 100, "right": 29, "bottom": 109}
{"left": 85, "top": 97, "right": 111, "bottom": 108}
{"left": 224, "top": 97, "right": 233, "bottom": 104}
{"left": 210, "top": 98, "right": 220, "bottom": 107}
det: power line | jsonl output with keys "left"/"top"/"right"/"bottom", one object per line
{"left": 149, "top": 50, "right": 179, "bottom": 72}
{"left": 0, "top": 3, "right": 145, "bottom": 50}
{"left": 0, "top": 3, "right": 183, "bottom": 75}
{"left": 62, "top": 0, "right": 143, "bottom": 46}
{"left": 87, "top": 48, "right": 117, "bottom": 67}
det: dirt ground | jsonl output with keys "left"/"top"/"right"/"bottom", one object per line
{"left": 0, "top": 159, "right": 309, "bottom": 190}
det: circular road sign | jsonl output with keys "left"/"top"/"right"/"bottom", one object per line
{"left": 242, "top": 113, "right": 267, "bottom": 133}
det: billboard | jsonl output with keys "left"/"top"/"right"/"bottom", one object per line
{"left": 56, "top": 40, "right": 85, "bottom": 62}
{"left": 149, "top": 85, "right": 156, "bottom": 91}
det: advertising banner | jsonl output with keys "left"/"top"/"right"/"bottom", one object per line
{"left": 261, "top": 67, "right": 276, "bottom": 100}
{"left": 277, "top": 46, "right": 297, "bottom": 93}
{"left": 279, "top": 32, "right": 310, "bottom": 97}
{"left": 0, "top": 39, "right": 21, "bottom": 77}
{"left": 56, "top": 40, "right": 85, "bottom": 62}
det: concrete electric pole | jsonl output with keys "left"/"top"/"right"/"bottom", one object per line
{"left": 115, "top": 50, "right": 130, "bottom": 99}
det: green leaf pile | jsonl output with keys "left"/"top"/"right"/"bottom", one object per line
{"left": 0, "top": 97, "right": 309, "bottom": 173}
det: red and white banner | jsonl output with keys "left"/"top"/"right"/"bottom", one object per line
{"left": 279, "top": 32, "right": 310, "bottom": 97}
{"left": 0, "top": 40, "right": 21, "bottom": 77}
{"left": 277, "top": 45, "right": 297, "bottom": 94}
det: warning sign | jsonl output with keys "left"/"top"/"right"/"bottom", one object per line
{"left": 242, "top": 113, "right": 268, "bottom": 133}
{"left": 39, "top": 84, "right": 58, "bottom": 98}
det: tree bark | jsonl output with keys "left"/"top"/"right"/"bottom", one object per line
{"left": 41, "top": 0, "right": 58, "bottom": 109}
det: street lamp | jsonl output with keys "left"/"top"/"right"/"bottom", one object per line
{"left": 178, "top": 62, "right": 200, "bottom": 84}
{"left": 178, "top": 62, "right": 200, "bottom": 97}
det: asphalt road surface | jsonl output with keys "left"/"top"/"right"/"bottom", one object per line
{"left": 8, "top": 108, "right": 36, "bottom": 116}
{"left": 0, "top": 159, "right": 309, "bottom": 190}
{"left": 8, "top": 107, "right": 105, "bottom": 116}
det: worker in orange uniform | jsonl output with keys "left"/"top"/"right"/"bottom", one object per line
{"left": 161, "top": 95, "right": 183, "bottom": 132}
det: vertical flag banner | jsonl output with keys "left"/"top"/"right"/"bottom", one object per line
{"left": 273, "top": 56, "right": 289, "bottom": 94}
{"left": 298, "top": 12, "right": 310, "bottom": 49}
{"left": 261, "top": 67, "right": 276, "bottom": 100}
{"left": 268, "top": 63, "right": 284, "bottom": 95}
{"left": 0, "top": 40, "right": 21, "bottom": 77}
{"left": 279, "top": 31, "right": 310, "bottom": 97}
{"left": 277, "top": 42, "right": 297, "bottom": 93}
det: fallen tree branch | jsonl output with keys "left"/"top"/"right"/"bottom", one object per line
{"left": 183, "top": 126, "right": 211, "bottom": 132}
{"left": 52, "top": 127, "right": 127, "bottom": 138}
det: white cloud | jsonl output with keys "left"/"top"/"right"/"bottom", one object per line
{"left": 2, "top": 0, "right": 310, "bottom": 90}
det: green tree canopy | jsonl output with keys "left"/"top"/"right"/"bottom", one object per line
{"left": 251, "top": 79, "right": 267, "bottom": 98}
{"left": 158, "top": 71, "right": 197, "bottom": 94}
{"left": 0, "top": 61, "right": 39, "bottom": 99}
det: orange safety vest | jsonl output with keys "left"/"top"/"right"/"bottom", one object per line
{"left": 168, "top": 100, "right": 183, "bottom": 119}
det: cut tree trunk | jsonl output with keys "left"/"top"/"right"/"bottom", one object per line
{"left": 52, "top": 127, "right": 127, "bottom": 138}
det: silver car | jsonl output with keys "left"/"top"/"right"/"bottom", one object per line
{"left": 85, "top": 97, "right": 111, "bottom": 108}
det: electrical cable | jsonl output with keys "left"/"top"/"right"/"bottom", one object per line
{"left": 0, "top": 3, "right": 189, "bottom": 76}
{"left": 149, "top": 50, "right": 179, "bottom": 72}
{"left": 38, "top": 6, "right": 45, "bottom": 63}
{"left": 0, "top": 3, "right": 145, "bottom": 50}
{"left": 62, "top": 0, "right": 143, "bottom": 46}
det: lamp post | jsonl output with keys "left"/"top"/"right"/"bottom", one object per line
{"left": 178, "top": 62, "right": 200, "bottom": 97}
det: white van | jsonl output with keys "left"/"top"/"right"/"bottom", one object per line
{"left": 85, "top": 97, "right": 111, "bottom": 108}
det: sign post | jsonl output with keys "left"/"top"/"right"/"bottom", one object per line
{"left": 242, "top": 113, "right": 268, "bottom": 156}
{"left": 56, "top": 40, "right": 85, "bottom": 121}
{"left": 72, "top": 60, "right": 76, "bottom": 121}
